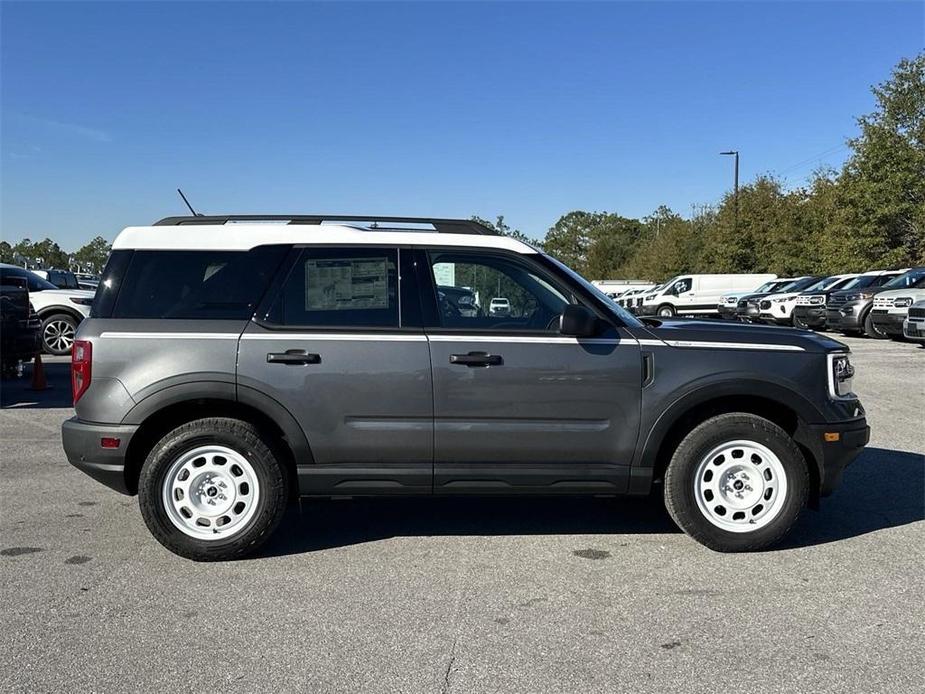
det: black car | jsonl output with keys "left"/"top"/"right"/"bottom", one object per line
{"left": 0, "top": 276, "right": 42, "bottom": 375}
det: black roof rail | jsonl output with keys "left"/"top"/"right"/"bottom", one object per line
{"left": 152, "top": 214, "right": 498, "bottom": 235}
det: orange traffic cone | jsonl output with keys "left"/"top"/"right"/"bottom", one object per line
{"left": 30, "top": 353, "right": 48, "bottom": 391}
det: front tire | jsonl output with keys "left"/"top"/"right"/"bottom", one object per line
{"left": 138, "top": 418, "right": 289, "bottom": 561}
{"left": 664, "top": 413, "right": 809, "bottom": 552}
{"left": 657, "top": 304, "right": 676, "bottom": 318}
{"left": 863, "top": 311, "right": 888, "bottom": 339}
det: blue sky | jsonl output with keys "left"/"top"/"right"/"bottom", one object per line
{"left": 2, "top": 1, "right": 922, "bottom": 250}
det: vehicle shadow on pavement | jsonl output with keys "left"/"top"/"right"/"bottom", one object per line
{"left": 783, "top": 447, "right": 924, "bottom": 549}
{"left": 258, "top": 446, "right": 924, "bottom": 557}
{"left": 257, "top": 495, "right": 681, "bottom": 557}
{"left": 0, "top": 360, "right": 73, "bottom": 409}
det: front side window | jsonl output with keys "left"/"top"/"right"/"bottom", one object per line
{"left": 269, "top": 247, "right": 399, "bottom": 328}
{"left": 671, "top": 277, "right": 692, "bottom": 295}
{"left": 427, "top": 251, "right": 569, "bottom": 332}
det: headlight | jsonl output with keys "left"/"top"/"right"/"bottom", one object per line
{"left": 772, "top": 297, "right": 789, "bottom": 304}
{"left": 828, "top": 353, "right": 855, "bottom": 399}
{"left": 893, "top": 297, "right": 913, "bottom": 308}
{"left": 810, "top": 296, "right": 825, "bottom": 305}
{"left": 69, "top": 297, "right": 94, "bottom": 306}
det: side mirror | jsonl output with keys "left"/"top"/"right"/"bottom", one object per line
{"left": 559, "top": 304, "right": 597, "bottom": 337}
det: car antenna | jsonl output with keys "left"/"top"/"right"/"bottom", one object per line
{"left": 177, "top": 188, "right": 203, "bottom": 216}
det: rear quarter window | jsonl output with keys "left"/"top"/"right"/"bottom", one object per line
{"left": 103, "top": 247, "right": 287, "bottom": 319}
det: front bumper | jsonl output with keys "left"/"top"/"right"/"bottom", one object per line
{"left": 826, "top": 300, "right": 869, "bottom": 332}
{"left": 62, "top": 417, "right": 139, "bottom": 495}
{"left": 869, "top": 312, "right": 906, "bottom": 336}
{"left": 796, "top": 417, "right": 869, "bottom": 498}
{"left": 904, "top": 318, "right": 925, "bottom": 341}
{"left": 717, "top": 305, "right": 739, "bottom": 320}
{"left": 793, "top": 305, "right": 827, "bottom": 327}
{"left": 759, "top": 312, "right": 791, "bottom": 326}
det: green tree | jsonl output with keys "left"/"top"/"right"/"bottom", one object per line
{"left": 73, "top": 236, "right": 112, "bottom": 273}
{"left": 620, "top": 207, "right": 702, "bottom": 281}
{"left": 818, "top": 53, "right": 925, "bottom": 270}
{"left": 544, "top": 211, "right": 643, "bottom": 277}
{"left": 0, "top": 241, "right": 13, "bottom": 264}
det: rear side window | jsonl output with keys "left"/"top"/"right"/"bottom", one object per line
{"left": 108, "top": 247, "right": 287, "bottom": 319}
{"left": 267, "top": 247, "right": 399, "bottom": 328}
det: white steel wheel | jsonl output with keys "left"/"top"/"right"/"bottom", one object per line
{"left": 162, "top": 445, "right": 261, "bottom": 541}
{"left": 693, "top": 439, "right": 788, "bottom": 533}
{"left": 43, "top": 317, "right": 76, "bottom": 354}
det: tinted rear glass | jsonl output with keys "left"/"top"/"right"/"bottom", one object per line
{"left": 108, "top": 247, "right": 287, "bottom": 319}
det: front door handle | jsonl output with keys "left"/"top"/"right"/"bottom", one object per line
{"left": 449, "top": 351, "right": 503, "bottom": 367}
{"left": 267, "top": 350, "right": 321, "bottom": 365}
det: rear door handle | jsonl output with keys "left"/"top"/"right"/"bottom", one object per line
{"left": 449, "top": 351, "right": 503, "bottom": 367}
{"left": 267, "top": 350, "right": 321, "bottom": 365}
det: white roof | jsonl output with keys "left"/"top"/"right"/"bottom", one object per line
{"left": 112, "top": 224, "right": 538, "bottom": 254}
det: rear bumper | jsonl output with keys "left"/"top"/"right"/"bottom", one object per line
{"left": 62, "top": 417, "right": 138, "bottom": 495}
{"left": 799, "top": 418, "right": 869, "bottom": 497}
{"left": 793, "top": 306, "right": 827, "bottom": 327}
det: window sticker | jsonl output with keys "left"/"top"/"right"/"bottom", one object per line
{"left": 305, "top": 258, "right": 389, "bottom": 310}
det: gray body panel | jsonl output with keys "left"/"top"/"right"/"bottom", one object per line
{"left": 74, "top": 319, "right": 243, "bottom": 424}
{"left": 427, "top": 330, "right": 641, "bottom": 493}
{"left": 237, "top": 323, "right": 434, "bottom": 493}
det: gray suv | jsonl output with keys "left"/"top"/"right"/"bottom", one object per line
{"left": 63, "top": 215, "right": 869, "bottom": 560}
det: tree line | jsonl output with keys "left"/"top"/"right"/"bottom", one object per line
{"left": 483, "top": 53, "right": 925, "bottom": 282}
{"left": 2, "top": 54, "right": 921, "bottom": 283}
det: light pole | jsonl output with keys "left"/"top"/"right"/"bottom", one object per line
{"left": 720, "top": 150, "right": 739, "bottom": 231}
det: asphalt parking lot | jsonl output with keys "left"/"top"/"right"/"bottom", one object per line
{"left": 1, "top": 336, "right": 923, "bottom": 694}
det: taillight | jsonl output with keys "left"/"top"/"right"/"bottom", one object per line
{"left": 72, "top": 340, "right": 92, "bottom": 403}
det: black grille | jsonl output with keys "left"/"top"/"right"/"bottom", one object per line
{"left": 872, "top": 309, "right": 888, "bottom": 315}
{"left": 909, "top": 307, "right": 925, "bottom": 318}
{"left": 759, "top": 300, "right": 771, "bottom": 310}
{"left": 829, "top": 295, "right": 847, "bottom": 306}
{"left": 737, "top": 299, "right": 748, "bottom": 309}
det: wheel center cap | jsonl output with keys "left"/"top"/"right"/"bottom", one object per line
{"left": 206, "top": 486, "right": 218, "bottom": 497}
{"left": 733, "top": 480, "right": 744, "bottom": 491}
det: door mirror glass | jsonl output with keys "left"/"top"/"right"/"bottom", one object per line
{"left": 559, "top": 304, "right": 597, "bottom": 337}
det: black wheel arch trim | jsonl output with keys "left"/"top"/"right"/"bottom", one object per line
{"left": 120, "top": 380, "right": 314, "bottom": 466}
{"left": 635, "top": 378, "right": 827, "bottom": 471}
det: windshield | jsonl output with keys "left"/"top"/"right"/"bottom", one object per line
{"left": 753, "top": 281, "right": 777, "bottom": 293}
{"left": 806, "top": 275, "right": 847, "bottom": 293}
{"left": 883, "top": 268, "right": 925, "bottom": 289}
{"left": 543, "top": 254, "right": 643, "bottom": 327}
{"left": 781, "top": 276, "right": 819, "bottom": 293}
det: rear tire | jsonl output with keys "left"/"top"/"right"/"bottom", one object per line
{"left": 138, "top": 418, "right": 289, "bottom": 561}
{"left": 664, "top": 413, "right": 809, "bottom": 552}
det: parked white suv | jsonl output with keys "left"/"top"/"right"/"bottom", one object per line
{"left": 903, "top": 299, "right": 925, "bottom": 343}
{"left": 638, "top": 274, "right": 777, "bottom": 318}
{"left": 0, "top": 264, "right": 95, "bottom": 355}
{"left": 759, "top": 275, "right": 853, "bottom": 326}
{"left": 489, "top": 297, "right": 511, "bottom": 316}
{"left": 869, "top": 272, "right": 925, "bottom": 339}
